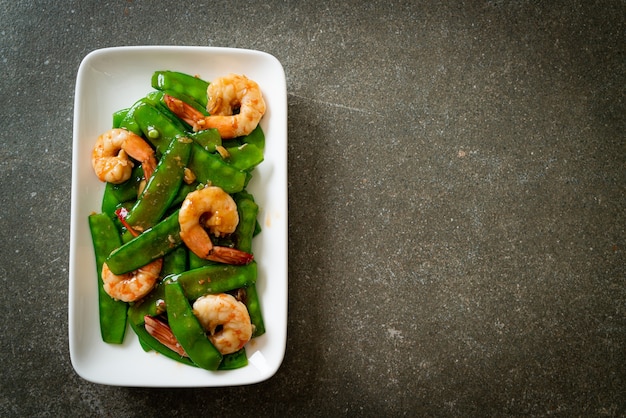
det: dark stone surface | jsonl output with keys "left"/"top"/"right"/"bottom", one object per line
{"left": 1, "top": 1, "right": 623, "bottom": 416}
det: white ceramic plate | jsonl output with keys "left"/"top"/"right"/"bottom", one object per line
{"left": 69, "top": 46, "right": 287, "bottom": 387}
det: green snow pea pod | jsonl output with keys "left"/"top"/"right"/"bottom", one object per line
{"left": 117, "top": 99, "right": 145, "bottom": 136}
{"left": 233, "top": 192, "right": 259, "bottom": 253}
{"left": 165, "top": 262, "right": 257, "bottom": 301}
{"left": 112, "top": 108, "right": 129, "bottom": 129}
{"left": 230, "top": 194, "right": 265, "bottom": 337}
{"left": 123, "top": 136, "right": 192, "bottom": 236}
{"left": 132, "top": 100, "right": 185, "bottom": 155}
{"left": 88, "top": 213, "right": 127, "bottom": 344}
{"left": 187, "top": 250, "right": 215, "bottom": 270}
{"left": 188, "top": 143, "right": 247, "bottom": 194}
{"left": 219, "top": 348, "right": 248, "bottom": 370}
{"left": 102, "top": 165, "right": 144, "bottom": 213}
{"left": 244, "top": 284, "right": 265, "bottom": 337}
{"left": 224, "top": 143, "right": 264, "bottom": 172}
{"left": 190, "top": 129, "right": 221, "bottom": 152}
{"left": 128, "top": 284, "right": 166, "bottom": 326}
{"left": 152, "top": 70, "right": 210, "bottom": 108}
{"left": 106, "top": 209, "right": 182, "bottom": 275}
{"left": 161, "top": 245, "right": 188, "bottom": 278}
{"left": 101, "top": 184, "right": 123, "bottom": 219}
{"left": 239, "top": 124, "right": 265, "bottom": 151}
{"left": 165, "top": 280, "right": 222, "bottom": 370}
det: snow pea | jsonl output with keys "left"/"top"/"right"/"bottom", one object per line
{"left": 238, "top": 124, "right": 265, "bottom": 151}
{"left": 152, "top": 70, "right": 210, "bottom": 108}
{"left": 101, "top": 184, "right": 123, "bottom": 219}
{"left": 231, "top": 193, "right": 265, "bottom": 336}
{"left": 190, "top": 128, "right": 221, "bottom": 152}
{"left": 112, "top": 108, "right": 129, "bottom": 129}
{"left": 161, "top": 245, "right": 188, "bottom": 278}
{"left": 101, "top": 165, "right": 144, "bottom": 214}
{"left": 117, "top": 99, "right": 145, "bottom": 136}
{"left": 106, "top": 209, "right": 182, "bottom": 275}
{"left": 224, "top": 143, "right": 264, "bottom": 172}
{"left": 187, "top": 250, "right": 215, "bottom": 270}
{"left": 128, "top": 283, "right": 166, "bottom": 326}
{"left": 244, "top": 284, "right": 265, "bottom": 337}
{"left": 165, "top": 280, "right": 223, "bottom": 370}
{"left": 233, "top": 192, "right": 259, "bottom": 253}
{"left": 123, "top": 136, "right": 192, "bottom": 236}
{"left": 165, "top": 262, "right": 257, "bottom": 301}
{"left": 188, "top": 143, "right": 247, "bottom": 193}
{"left": 132, "top": 100, "right": 185, "bottom": 156}
{"left": 88, "top": 213, "right": 127, "bottom": 344}
{"left": 219, "top": 348, "right": 248, "bottom": 370}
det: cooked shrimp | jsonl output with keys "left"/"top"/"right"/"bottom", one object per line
{"left": 164, "top": 73, "right": 265, "bottom": 139}
{"left": 92, "top": 128, "right": 157, "bottom": 184}
{"left": 192, "top": 293, "right": 252, "bottom": 355}
{"left": 101, "top": 259, "right": 163, "bottom": 302}
{"left": 178, "top": 186, "right": 253, "bottom": 264}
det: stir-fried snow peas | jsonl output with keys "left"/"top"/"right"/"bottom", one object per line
{"left": 87, "top": 70, "right": 266, "bottom": 371}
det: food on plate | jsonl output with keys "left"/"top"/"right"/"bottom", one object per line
{"left": 87, "top": 71, "right": 266, "bottom": 371}
{"left": 91, "top": 128, "right": 157, "bottom": 184}
{"left": 193, "top": 293, "right": 253, "bottom": 355}
{"left": 164, "top": 73, "right": 266, "bottom": 138}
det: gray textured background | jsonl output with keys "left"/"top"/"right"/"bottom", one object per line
{"left": 1, "top": 1, "right": 624, "bottom": 416}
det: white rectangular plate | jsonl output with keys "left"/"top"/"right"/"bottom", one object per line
{"left": 69, "top": 46, "right": 287, "bottom": 387}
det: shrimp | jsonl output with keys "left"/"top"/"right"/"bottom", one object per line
{"left": 101, "top": 259, "right": 163, "bottom": 302}
{"left": 164, "top": 73, "right": 266, "bottom": 139}
{"left": 192, "top": 293, "right": 252, "bottom": 355}
{"left": 92, "top": 128, "right": 157, "bottom": 184}
{"left": 144, "top": 315, "right": 187, "bottom": 357}
{"left": 178, "top": 186, "right": 253, "bottom": 264}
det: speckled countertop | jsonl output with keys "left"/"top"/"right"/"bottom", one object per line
{"left": 1, "top": 1, "right": 624, "bottom": 416}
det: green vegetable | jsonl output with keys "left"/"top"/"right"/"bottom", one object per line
{"left": 224, "top": 143, "right": 264, "bottom": 172}
{"left": 117, "top": 99, "right": 145, "bottom": 136}
{"left": 128, "top": 284, "right": 166, "bottom": 326}
{"left": 88, "top": 213, "right": 127, "bottom": 344}
{"left": 106, "top": 209, "right": 182, "bottom": 275}
{"left": 165, "top": 280, "right": 222, "bottom": 370}
{"left": 219, "top": 348, "right": 248, "bottom": 370}
{"left": 244, "top": 284, "right": 265, "bottom": 337}
{"left": 161, "top": 245, "right": 188, "bottom": 277}
{"left": 152, "top": 70, "right": 210, "bottom": 108}
{"left": 233, "top": 192, "right": 259, "bottom": 253}
{"left": 165, "top": 262, "right": 257, "bottom": 301}
{"left": 102, "top": 165, "right": 144, "bottom": 212}
{"left": 188, "top": 143, "right": 247, "bottom": 193}
{"left": 132, "top": 98, "right": 187, "bottom": 155}
{"left": 190, "top": 129, "right": 221, "bottom": 152}
{"left": 123, "top": 136, "right": 192, "bottom": 236}
{"left": 112, "top": 108, "right": 129, "bottom": 129}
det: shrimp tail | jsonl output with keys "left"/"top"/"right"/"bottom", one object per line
{"left": 207, "top": 246, "right": 254, "bottom": 265}
{"left": 115, "top": 207, "right": 140, "bottom": 237}
{"left": 164, "top": 94, "right": 205, "bottom": 131}
{"left": 144, "top": 315, "right": 188, "bottom": 357}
